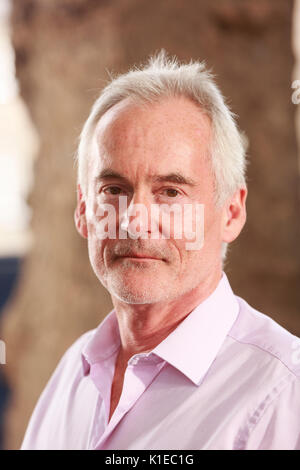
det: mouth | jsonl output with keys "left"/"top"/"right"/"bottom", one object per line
{"left": 115, "top": 252, "right": 166, "bottom": 262}
{"left": 118, "top": 254, "right": 161, "bottom": 261}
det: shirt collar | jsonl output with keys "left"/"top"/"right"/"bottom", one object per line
{"left": 81, "top": 271, "right": 239, "bottom": 385}
{"left": 81, "top": 307, "right": 121, "bottom": 375}
{"left": 152, "top": 271, "right": 239, "bottom": 385}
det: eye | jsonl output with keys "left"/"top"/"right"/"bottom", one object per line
{"left": 163, "top": 188, "right": 180, "bottom": 198}
{"left": 103, "top": 186, "right": 124, "bottom": 195}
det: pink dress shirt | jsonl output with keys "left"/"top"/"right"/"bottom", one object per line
{"left": 20, "top": 272, "right": 300, "bottom": 450}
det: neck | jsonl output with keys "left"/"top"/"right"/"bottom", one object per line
{"left": 111, "top": 269, "right": 223, "bottom": 365}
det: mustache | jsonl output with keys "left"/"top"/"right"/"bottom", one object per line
{"left": 109, "top": 240, "right": 170, "bottom": 260}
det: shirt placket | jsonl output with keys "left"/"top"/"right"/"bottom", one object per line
{"left": 92, "top": 353, "right": 166, "bottom": 449}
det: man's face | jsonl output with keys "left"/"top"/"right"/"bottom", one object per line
{"left": 83, "top": 96, "right": 228, "bottom": 304}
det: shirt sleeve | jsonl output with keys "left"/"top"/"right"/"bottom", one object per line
{"left": 243, "top": 375, "right": 300, "bottom": 450}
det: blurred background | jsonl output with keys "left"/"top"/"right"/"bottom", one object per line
{"left": 0, "top": 0, "right": 299, "bottom": 450}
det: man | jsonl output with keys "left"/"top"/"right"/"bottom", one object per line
{"left": 21, "top": 51, "right": 300, "bottom": 450}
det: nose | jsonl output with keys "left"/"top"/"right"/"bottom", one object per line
{"left": 119, "top": 191, "right": 159, "bottom": 239}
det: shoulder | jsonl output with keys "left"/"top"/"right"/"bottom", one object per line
{"left": 33, "top": 328, "right": 97, "bottom": 395}
{"left": 20, "top": 328, "right": 98, "bottom": 449}
{"left": 226, "top": 297, "right": 300, "bottom": 449}
{"left": 228, "top": 295, "right": 300, "bottom": 379}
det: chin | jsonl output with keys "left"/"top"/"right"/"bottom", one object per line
{"left": 111, "top": 290, "right": 162, "bottom": 304}
{"left": 108, "top": 278, "right": 169, "bottom": 305}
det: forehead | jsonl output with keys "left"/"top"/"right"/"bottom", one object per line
{"left": 91, "top": 96, "right": 212, "bottom": 174}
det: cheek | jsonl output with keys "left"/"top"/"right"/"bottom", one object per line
{"left": 87, "top": 230, "right": 106, "bottom": 272}
{"left": 173, "top": 208, "right": 221, "bottom": 259}
{"left": 158, "top": 204, "right": 205, "bottom": 243}
{"left": 203, "top": 205, "right": 223, "bottom": 242}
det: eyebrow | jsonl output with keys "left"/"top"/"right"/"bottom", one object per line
{"left": 152, "top": 172, "right": 197, "bottom": 186}
{"left": 95, "top": 169, "right": 129, "bottom": 183}
{"left": 95, "top": 169, "right": 197, "bottom": 186}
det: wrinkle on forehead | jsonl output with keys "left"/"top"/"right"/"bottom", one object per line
{"left": 94, "top": 95, "right": 212, "bottom": 149}
{"left": 90, "top": 95, "right": 213, "bottom": 187}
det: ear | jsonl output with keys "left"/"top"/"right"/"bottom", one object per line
{"left": 74, "top": 184, "right": 88, "bottom": 239}
{"left": 221, "top": 187, "right": 247, "bottom": 243}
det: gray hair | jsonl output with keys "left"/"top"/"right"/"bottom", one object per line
{"left": 75, "top": 50, "right": 248, "bottom": 262}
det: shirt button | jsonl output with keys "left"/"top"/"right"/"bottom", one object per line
{"left": 129, "top": 356, "right": 139, "bottom": 366}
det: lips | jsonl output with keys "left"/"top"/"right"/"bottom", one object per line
{"left": 118, "top": 252, "right": 161, "bottom": 260}
{"left": 111, "top": 243, "right": 167, "bottom": 262}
